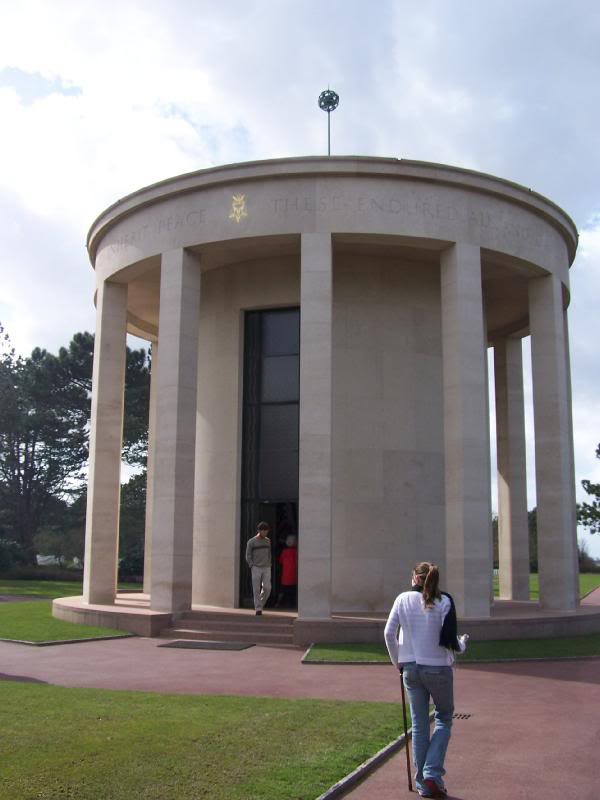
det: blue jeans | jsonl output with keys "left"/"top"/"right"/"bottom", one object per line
{"left": 402, "top": 663, "right": 454, "bottom": 794}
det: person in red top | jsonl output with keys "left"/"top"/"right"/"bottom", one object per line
{"left": 277, "top": 535, "right": 298, "bottom": 608}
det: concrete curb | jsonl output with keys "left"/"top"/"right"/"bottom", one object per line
{"left": 314, "top": 731, "right": 411, "bottom": 800}
{"left": 0, "top": 634, "right": 136, "bottom": 647}
{"left": 314, "top": 711, "right": 434, "bottom": 800}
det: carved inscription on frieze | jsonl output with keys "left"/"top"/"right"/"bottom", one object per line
{"left": 270, "top": 193, "right": 491, "bottom": 220}
{"left": 109, "top": 208, "right": 206, "bottom": 254}
{"left": 106, "top": 188, "right": 547, "bottom": 256}
{"left": 269, "top": 194, "right": 545, "bottom": 247}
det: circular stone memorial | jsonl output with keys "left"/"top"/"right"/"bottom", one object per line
{"left": 55, "top": 156, "right": 600, "bottom": 644}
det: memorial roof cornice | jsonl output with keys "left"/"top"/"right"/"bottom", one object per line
{"left": 86, "top": 155, "right": 578, "bottom": 264}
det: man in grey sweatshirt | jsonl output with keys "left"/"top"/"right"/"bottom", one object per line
{"left": 245, "top": 522, "right": 272, "bottom": 615}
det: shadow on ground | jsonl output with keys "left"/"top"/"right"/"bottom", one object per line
{"left": 0, "top": 672, "right": 48, "bottom": 684}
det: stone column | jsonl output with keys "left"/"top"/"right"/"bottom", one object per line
{"left": 298, "top": 233, "right": 333, "bottom": 619}
{"left": 83, "top": 280, "right": 128, "bottom": 604}
{"left": 440, "top": 243, "right": 491, "bottom": 617}
{"left": 563, "top": 311, "right": 579, "bottom": 582}
{"left": 150, "top": 249, "right": 201, "bottom": 613}
{"left": 529, "top": 274, "right": 578, "bottom": 611}
{"left": 143, "top": 342, "right": 159, "bottom": 594}
{"left": 482, "top": 308, "right": 494, "bottom": 605}
{"left": 494, "top": 337, "right": 530, "bottom": 600}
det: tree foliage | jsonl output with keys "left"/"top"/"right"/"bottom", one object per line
{"left": 0, "top": 324, "right": 150, "bottom": 566}
{"left": 33, "top": 473, "right": 147, "bottom": 576}
{"left": 0, "top": 538, "right": 28, "bottom": 571}
{"left": 0, "top": 329, "right": 89, "bottom": 563}
{"left": 578, "top": 443, "right": 600, "bottom": 535}
{"left": 118, "top": 472, "right": 147, "bottom": 577}
{"left": 123, "top": 348, "right": 151, "bottom": 467}
{"left": 34, "top": 493, "right": 86, "bottom": 567}
{"left": 45, "top": 331, "right": 151, "bottom": 467}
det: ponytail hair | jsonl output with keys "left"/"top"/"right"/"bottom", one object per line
{"left": 413, "top": 561, "right": 441, "bottom": 609}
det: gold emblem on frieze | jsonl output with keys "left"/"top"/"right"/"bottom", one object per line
{"left": 229, "top": 193, "right": 248, "bottom": 223}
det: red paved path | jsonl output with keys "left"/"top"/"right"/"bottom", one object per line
{"left": 346, "top": 658, "right": 600, "bottom": 800}
{"left": 2, "top": 593, "right": 600, "bottom": 799}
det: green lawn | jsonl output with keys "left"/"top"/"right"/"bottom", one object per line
{"left": 304, "top": 643, "right": 390, "bottom": 663}
{"left": 493, "top": 572, "right": 600, "bottom": 600}
{"left": 0, "top": 601, "right": 128, "bottom": 642}
{"left": 305, "top": 632, "right": 600, "bottom": 664}
{"left": 578, "top": 573, "right": 600, "bottom": 597}
{"left": 460, "top": 633, "right": 600, "bottom": 661}
{"left": 304, "top": 643, "right": 391, "bottom": 663}
{"left": 0, "top": 682, "right": 406, "bottom": 800}
{"left": 0, "top": 579, "right": 138, "bottom": 642}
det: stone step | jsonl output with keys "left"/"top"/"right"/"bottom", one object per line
{"left": 161, "top": 627, "right": 294, "bottom": 645}
{"left": 175, "top": 616, "right": 293, "bottom": 633}
{"left": 180, "top": 610, "right": 295, "bottom": 626}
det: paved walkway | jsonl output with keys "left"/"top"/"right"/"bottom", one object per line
{"left": 3, "top": 595, "right": 600, "bottom": 800}
{"left": 346, "top": 657, "right": 600, "bottom": 800}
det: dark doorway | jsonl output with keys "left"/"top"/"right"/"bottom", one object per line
{"left": 240, "top": 308, "right": 300, "bottom": 609}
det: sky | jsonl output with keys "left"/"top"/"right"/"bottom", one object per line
{"left": 1, "top": 0, "right": 599, "bottom": 554}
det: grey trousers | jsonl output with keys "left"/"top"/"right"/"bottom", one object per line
{"left": 251, "top": 565, "right": 272, "bottom": 611}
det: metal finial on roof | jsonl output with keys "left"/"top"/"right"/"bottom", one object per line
{"left": 318, "top": 89, "right": 339, "bottom": 156}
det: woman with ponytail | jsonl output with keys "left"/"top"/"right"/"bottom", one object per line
{"left": 384, "top": 562, "right": 468, "bottom": 799}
